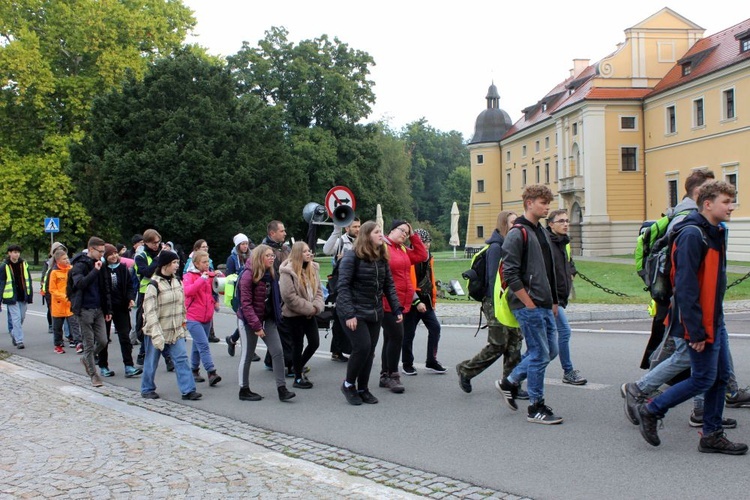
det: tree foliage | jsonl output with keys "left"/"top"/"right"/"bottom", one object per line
{"left": 69, "top": 48, "right": 302, "bottom": 257}
{"left": 437, "top": 166, "right": 471, "bottom": 245}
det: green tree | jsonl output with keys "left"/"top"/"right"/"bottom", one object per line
{"left": 68, "top": 48, "right": 301, "bottom": 261}
{"left": 402, "top": 119, "right": 468, "bottom": 224}
{"left": 437, "top": 166, "right": 471, "bottom": 245}
{"left": 372, "top": 124, "right": 414, "bottom": 222}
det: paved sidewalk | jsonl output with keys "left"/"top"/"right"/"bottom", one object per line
{"left": 0, "top": 355, "right": 520, "bottom": 499}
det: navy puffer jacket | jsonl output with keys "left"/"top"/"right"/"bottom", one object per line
{"left": 335, "top": 250, "right": 401, "bottom": 323}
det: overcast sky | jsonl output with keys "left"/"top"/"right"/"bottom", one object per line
{"left": 182, "top": 1, "right": 744, "bottom": 139}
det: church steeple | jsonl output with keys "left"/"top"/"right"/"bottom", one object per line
{"left": 470, "top": 82, "right": 512, "bottom": 144}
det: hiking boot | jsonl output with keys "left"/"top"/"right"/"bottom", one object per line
{"left": 100, "top": 367, "right": 115, "bottom": 377}
{"left": 637, "top": 404, "right": 661, "bottom": 446}
{"left": 54, "top": 345, "right": 65, "bottom": 354}
{"left": 192, "top": 369, "right": 205, "bottom": 383}
{"left": 698, "top": 430, "right": 748, "bottom": 455}
{"left": 141, "top": 391, "right": 160, "bottom": 399}
{"left": 76, "top": 343, "right": 83, "bottom": 354}
{"left": 496, "top": 377, "right": 519, "bottom": 411}
{"left": 401, "top": 365, "right": 417, "bottom": 376}
{"left": 136, "top": 352, "right": 145, "bottom": 365}
{"left": 527, "top": 400, "right": 563, "bottom": 425}
{"left": 456, "top": 366, "right": 472, "bottom": 393}
{"left": 124, "top": 366, "right": 142, "bottom": 378}
{"left": 425, "top": 361, "right": 447, "bottom": 374}
{"left": 208, "top": 334, "right": 220, "bottom": 343}
{"left": 341, "top": 383, "right": 362, "bottom": 405}
{"left": 331, "top": 352, "right": 349, "bottom": 362}
{"left": 239, "top": 387, "right": 262, "bottom": 401}
{"left": 384, "top": 372, "right": 405, "bottom": 393}
{"left": 91, "top": 373, "right": 103, "bottom": 387}
{"left": 621, "top": 382, "right": 645, "bottom": 425}
{"left": 208, "top": 371, "right": 222, "bottom": 386}
{"left": 689, "top": 410, "right": 737, "bottom": 429}
{"left": 358, "top": 389, "right": 378, "bottom": 404}
{"left": 181, "top": 391, "right": 202, "bottom": 401}
{"left": 225, "top": 336, "right": 236, "bottom": 357}
{"left": 725, "top": 387, "right": 750, "bottom": 408}
{"left": 165, "top": 357, "right": 175, "bottom": 372}
{"left": 562, "top": 369, "right": 587, "bottom": 386}
{"left": 379, "top": 373, "right": 389, "bottom": 388}
{"left": 277, "top": 386, "right": 296, "bottom": 402}
{"left": 293, "top": 377, "right": 313, "bottom": 389}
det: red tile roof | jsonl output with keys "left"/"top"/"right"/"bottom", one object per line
{"left": 649, "top": 18, "right": 750, "bottom": 97}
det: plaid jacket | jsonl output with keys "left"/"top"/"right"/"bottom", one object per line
{"left": 143, "top": 274, "right": 187, "bottom": 350}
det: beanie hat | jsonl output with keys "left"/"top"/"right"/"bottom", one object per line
{"left": 50, "top": 241, "right": 67, "bottom": 254}
{"left": 155, "top": 250, "right": 179, "bottom": 269}
{"left": 233, "top": 233, "right": 249, "bottom": 247}
{"left": 131, "top": 234, "right": 144, "bottom": 245}
{"left": 103, "top": 244, "right": 118, "bottom": 260}
{"left": 390, "top": 219, "right": 408, "bottom": 232}
{"left": 414, "top": 228, "right": 431, "bottom": 243}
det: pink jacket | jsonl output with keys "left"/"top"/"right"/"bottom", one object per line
{"left": 183, "top": 271, "right": 217, "bottom": 323}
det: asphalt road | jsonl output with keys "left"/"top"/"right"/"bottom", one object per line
{"left": 6, "top": 302, "right": 750, "bottom": 500}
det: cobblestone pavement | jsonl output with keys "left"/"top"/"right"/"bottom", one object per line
{"left": 0, "top": 355, "right": 524, "bottom": 499}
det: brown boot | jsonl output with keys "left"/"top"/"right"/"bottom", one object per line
{"left": 385, "top": 372, "right": 405, "bottom": 393}
{"left": 192, "top": 369, "right": 205, "bottom": 383}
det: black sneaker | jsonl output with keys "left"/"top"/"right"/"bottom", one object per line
{"left": 293, "top": 377, "right": 313, "bottom": 389}
{"left": 181, "top": 391, "right": 202, "bottom": 401}
{"left": 165, "top": 357, "right": 175, "bottom": 372}
{"left": 358, "top": 389, "right": 378, "bottom": 404}
{"left": 456, "top": 366, "right": 472, "bottom": 393}
{"left": 208, "top": 335, "right": 220, "bottom": 343}
{"left": 527, "top": 400, "right": 563, "bottom": 425}
{"left": 401, "top": 365, "right": 417, "bottom": 376}
{"left": 252, "top": 353, "right": 261, "bottom": 362}
{"left": 239, "top": 387, "right": 262, "bottom": 401}
{"left": 341, "top": 383, "right": 362, "bottom": 405}
{"left": 637, "top": 404, "right": 661, "bottom": 446}
{"left": 425, "top": 361, "right": 447, "bottom": 374}
{"left": 225, "top": 336, "right": 236, "bottom": 357}
{"left": 379, "top": 373, "right": 389, "bottom": 388}
{"left": 136, "top": 352, "right": 145, "bottom": 366}
{"left": 331, "top": 352, "right": 349, "bottom": 362}
{"left": 622, "top": 382, "right": 645, "bottom": 425}
{"left": 689, "top": 410, "right": 737, "bottom": 429}
{"left": 16, "top": 342, "right": 24, "bottom": 349}
{"left": 517, "top": 388, "right": 529, "bottom": 400}
{"left": 698, "top": 430, "right": 748, "bottom": 455}
{"left": 141, "top": 391, "right": 160, "bottom": 399}
{"left": 277, "top": 386, "right": 296, "bottom": 402}
{"left": 495, "top": 377, "right": 519, "bottom": 411}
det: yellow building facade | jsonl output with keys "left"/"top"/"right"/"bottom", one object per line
{"left": 467, "top": 8, "right": 750, "bottom": 259}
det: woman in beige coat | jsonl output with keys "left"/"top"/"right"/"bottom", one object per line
{"left": 279, "top": 242, "right": 324, "bottom": 389}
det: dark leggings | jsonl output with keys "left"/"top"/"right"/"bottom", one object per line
{"left": 99, "top": 306, "right": 134, "bottom": 368}
{"left": 286, "top": 315, "right": 320, "bottom": 378}
{"left": 342, "top": 316, "right": 381, "bottom": 390}
{"left": 380, "top": 313, "right": 403, "bottom": 375}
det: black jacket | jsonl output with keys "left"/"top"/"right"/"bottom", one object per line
{"left": 335, "top": 250, "right": 401, "bottom": 323}
{"left": 69, "top": 253, "right": 112, "bottom": 316}
{"left": 104, "top": 263, "right": 138, "bottom": 309}
{"left": 546, "top": 228, "right": 577, "bottom": 308}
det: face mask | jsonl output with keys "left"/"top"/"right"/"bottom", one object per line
{"left": 108, "top": 262, "right": 119, "bottom": 269}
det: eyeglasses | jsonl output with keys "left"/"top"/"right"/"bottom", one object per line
{"left": 396, "top": 227, "right": 410, "bottom": 235}
{"left": 93, "top": 247, "right": 105, "bottom": 254}
{"left": 264, "top": 254, "right": 276, "bottom": 259}
{"left": 553, "top": 219, "right": 570, "bottom": 224}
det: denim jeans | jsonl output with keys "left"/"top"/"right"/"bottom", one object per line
{"left": 8, "top": 302, "right": 27, "bottom": 344}
{"left": 556, "top": 306, "right": 574, "bottom": 374}
{"left": 647, "top": 325, "right": 730, "bottom": 435}
{"left": 508, "top": 307, "right": 558, "bottom": 404}
{"left": 187, "top": 320, "right": 215, "bottom": 373}
{"left": 402, "top": 306, "right": 441, "bottom": 366}
{"left": 140, "top": 336, "right": 195, "bottom": 396}
{"left": 637, "top": 337, "right": 690, "bottom": 394}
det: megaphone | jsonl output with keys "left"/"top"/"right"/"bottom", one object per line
{"left": 332, "top": 204, "right": 355, "bottom": 227}
{"left": 302, "top": 202, "right": 329, "bottom": 224}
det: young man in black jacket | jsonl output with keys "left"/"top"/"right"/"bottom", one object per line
{"left": 497, "top": 185, "right": 563, "bottom": 425}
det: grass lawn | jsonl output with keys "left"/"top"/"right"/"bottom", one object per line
{"left": 317, "top": 254, "right": 750, "bottom": 305}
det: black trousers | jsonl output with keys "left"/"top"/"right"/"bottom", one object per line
{"left": 380, "top": 312, "right": 404, "bottom": 374}
{"left": 286, "top": 315, "right": 320, "bottom": 378}
{"left": 342, "top": 316, "right": 381, "bottom": 389}
{"left": 99, "top": 306, "right": 134, "bottom": 368}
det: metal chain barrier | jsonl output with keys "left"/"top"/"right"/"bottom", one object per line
{"left": 575, "top": 271, "right": 631, "bottom": 297}
{"left": 727, "top": 270, "right": 750, "bottom": 289}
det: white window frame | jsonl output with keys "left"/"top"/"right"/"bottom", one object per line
{"left": 665, "top": 104, "right": 677, "bottom": 135}
{"left": 721, "top": 87, "right": 736, "bottom": 122}
{"left": 665, "top": 171, "right": 679, "bottom": 209}
{"left": 692, "top": 97, "right": 705, "bottom": 129}
{"left": 619, "top": 115, "right": 638, "bottom": 131}
{"left": 506, "top": 150, "right": 511, "bottom": 162}
{"left": 522, "top": 145, "right": 527, "bottom": 157}
{"left": 477, "top": 179, "right": 485, "bottom": 193}
{"left": 535, "top": 140, "right": 540, "bottom": 153}
{"left": 722, "top": 162, "right": 740, "bottom": 205}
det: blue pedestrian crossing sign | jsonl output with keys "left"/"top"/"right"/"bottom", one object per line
{"left": 44, "top": 217, "right": 60, "bottom": 233}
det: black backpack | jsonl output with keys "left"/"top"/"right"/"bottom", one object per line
{"left": 462, "top": 245, "right": 491, "bottom": 302}
{"left": 650, "top": 224, "right": 707, "bottom": 302}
